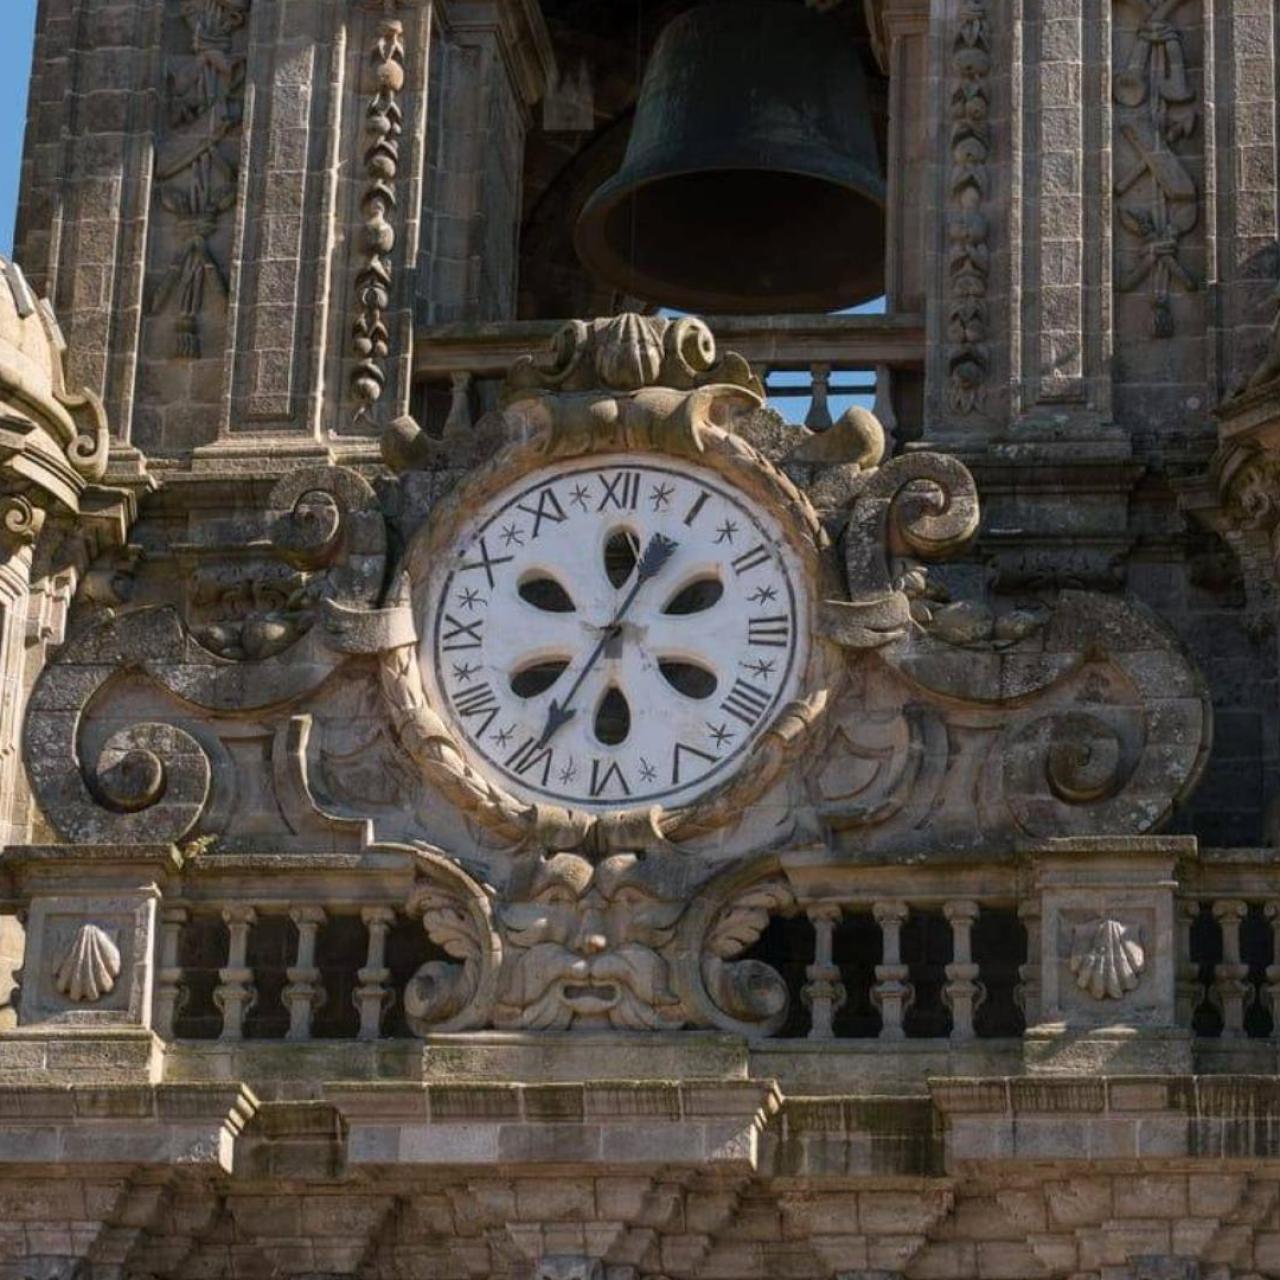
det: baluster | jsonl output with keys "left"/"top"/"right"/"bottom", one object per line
{"left": 803, "top": 905, "right": 845, "bottom": 1040}
{"left": 1212, "top": 899, "right": 1250, "bottom": 1038}
{"left": 1016, "top": 900, "right": 1041, "bottom": 1027}
{"left": 284, "top": 906, "right": 326, "bottom": 1041}
{"left": 1264, "top": 903, "right": 1280, "bottom": 1036}
{"left": 873, "top": 362, "right": 898, "bottom": 452}
{"left": 356, "top": 907, "right": 395, "bottom": 1041}
{"left": 805, "top": 362, "right": 833, "bottom": 431}
{"left": 214, "top": 906, "right": 256, "bottom": 1041}
{"left": 943, "top": 900, "right": 983, "bottom": 1041}
{"left": 1175, "top": 899, "right": 1202, "bottom": 1028}
{"left": 871, "top": 901, "right": 912, "bottom": 1040}
{"left": 443, "top": 370, "right": 473, "bottom": 442}
{"left": 153, "top": 907, "right": 188, "bottom": 1039}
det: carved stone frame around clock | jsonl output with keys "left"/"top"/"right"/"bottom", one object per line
{"left": 383, "top": 360, "right": 844, "bottom": 853}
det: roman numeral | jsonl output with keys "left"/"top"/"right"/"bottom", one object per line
{"left": 748, "top": 615, "right": 791, "bottom": 648}
{"left": 453, "top": 682, "right": 500, "bottom": 738}
{"left": 459, "top": 536, "right": 514, "bottom": 588}
{"left": 441, "top": 613, "right": 484, "bottom": 651}
{"left": 505, "top": 738, "right": 555, "bottom": 786}
{"left": 597, "top": 470, "right": 642, "bottom": 511}
{"left": 589, "top": 759, "right": 631, "bottom": 799}
{"left": 721, "top": 679, "right": 772, "bottom": 728}
{"left": 672, "top": 740, "right": 718, "bottom": 785}
{"left": 732, "top": 544, "right": 771, "bottom": 576}
{"left": 683, "top": 491, "right": 711, "bottom": 526}
{"left": 516, "top": 487, "right": 568, "bottom": 539}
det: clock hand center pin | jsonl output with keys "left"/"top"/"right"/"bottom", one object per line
{"left": 534, "top": 532, "right": 679, "bottom": 750}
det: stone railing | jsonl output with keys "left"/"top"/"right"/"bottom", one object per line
{"left": 1179, "top": 850, "right": 1280, "bottom": 1042}
{"left": 411, "top": 312, "right": 925, "bottom": 438}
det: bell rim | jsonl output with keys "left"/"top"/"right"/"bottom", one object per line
{"left": 574, "top": 162, "right": 887, "bottom": 315}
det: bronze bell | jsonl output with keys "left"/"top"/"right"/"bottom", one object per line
{"left": 574, "top": 0, "right": 886, "bottom": 314}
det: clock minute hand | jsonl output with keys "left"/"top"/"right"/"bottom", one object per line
{"left": 534, "top": 533, "right": 679, "bottom": 751}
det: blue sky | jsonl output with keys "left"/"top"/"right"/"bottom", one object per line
{"left": 0, "top": 1, "right": 37, "bottom": 257}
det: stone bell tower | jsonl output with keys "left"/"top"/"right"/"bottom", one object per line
{"left": 0, "top": 1, "right": 1278, "bottom": 1280}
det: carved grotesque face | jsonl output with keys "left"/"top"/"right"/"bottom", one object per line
{"left": 496, "top": 853, "right": 687, "bottom": 1030}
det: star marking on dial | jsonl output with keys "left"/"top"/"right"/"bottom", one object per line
{"left": 569, "top": 483, "right": 591, "bottom": 511}
{"left": 707, "top": 721, "right": 735, "bottom": 750}
{"left": 748, "top": 584, "right": 779, "bottom": 605}
{"left": 743, "top": 657, "right": 776, "bottom": 680}
{"left": 559, "top": 760, "right": 578, "bottom": 784}
{"left": 457, "top": 587, "right": 485, "bottom": 610}
{"left": 639, "top": 757, "right": 657, "bottom": 783}
{"left": 500, "top": 523, "right": 525, "bottom": 548}
{"left": 714, "top": 519, "right": 739, "bottom": 544}
{"left": 452, "top": 661, "right": 481, "bottom": 683}
{"left": 649, "top": 482, "right": 674, "bottom": 511}
{"left": 494, "top": 724, "right": 517, "bottom": 748}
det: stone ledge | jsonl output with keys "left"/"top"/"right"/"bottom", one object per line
{"left": 0, "top": 1080, "right": 256, "bottom": 1170}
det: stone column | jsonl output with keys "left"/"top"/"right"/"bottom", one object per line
{"left": 803, "top": 905, "right": 845, "bottom": 1040}
{"left": 871, "top": 900, "right": 912, "bottom": 1040}
{"left": 284, "top": 905, "right": 325, "bottom": 1041}
{"left": 215, "top": 906, "right": 257, "bottom": 1041}
{"left": 1211, "top": 898, "right": 1250, "bottom": 1038}
{"left": 153, "top": 906, "right": 188, "bottom": 1040}
{"left": 355, "top": 906, "right": 394, "bottom": 1041}
{"left": 943, "top": 899, "right": 982, "bottom": 1040}
{"left": 413, "top": 0, "right": 553, "bottom": 326}
{"left": 0, "top": 518, "right": 40, "bottom": 848}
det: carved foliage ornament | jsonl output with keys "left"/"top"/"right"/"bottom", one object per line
{"left": 352, "top": 15, "right": 407, "bottom": 415}
{"left": 1113, "top": 0, "right": 1200, "bottom": 337}
{"left": 946, "top": 0, "right": 992, "bottom": 413}
{"left": 149, "top": 0, "right": 252, "bottom": 357}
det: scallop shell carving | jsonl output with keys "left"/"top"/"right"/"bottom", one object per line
{"left": 1069, "top": 918, "right": 1144, "bottom": 1000}
{"left": 53, "top": 923, "right": 122, "bottom": 1003}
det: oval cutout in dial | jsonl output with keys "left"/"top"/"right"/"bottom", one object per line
{"left": 604, "top": 529, "right": 639, "bottom": 589}
{"left": 511, "top": 660, "right": 570, "bottom": 698}
{"left": 519, "top": 576, "right": 575, "bottom": 613}
{"left": 659, "top": 661, "right": 718, "bottom": 700}
{"left": 664, "top": 577, "right": 723, "bottom": 615}
{"left": 594, "top": 686, "right": 631, "bottom": 745}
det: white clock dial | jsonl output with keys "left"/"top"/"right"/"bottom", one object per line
{"left": 421, "top": 454, "right": 809, "bottom": 811}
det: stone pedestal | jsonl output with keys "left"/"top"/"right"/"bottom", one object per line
{"left": 1023, "top": 836, "right": 1192, "bottom": 1074}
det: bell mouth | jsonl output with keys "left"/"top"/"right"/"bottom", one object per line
{"left": 559, "top": 981, "right": 621, "bottom": 1013}
{"left": 575, "top": 165, "right": 886, "bottom": 315}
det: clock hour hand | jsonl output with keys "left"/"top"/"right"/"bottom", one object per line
{"left": 534, "top": 533, "right": 679, "bottom": 751}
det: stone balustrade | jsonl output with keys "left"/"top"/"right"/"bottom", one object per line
{"left": 153, "top": 899, "right": 437, "bottom": 1043}
{"left": 411, "top": 312, "right": 924, "bottom": 440}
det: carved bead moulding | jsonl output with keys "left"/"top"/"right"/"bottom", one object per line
{"left": 19, "top": 313, "right": 1214, "bottom": 1034}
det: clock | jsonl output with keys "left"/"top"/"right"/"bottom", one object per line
{"left": 418, "top": 452, "right": 810, "bottom": 812}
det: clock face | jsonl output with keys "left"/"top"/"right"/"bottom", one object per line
{"left": 421, "top": 453, "right": 809, "bottom": 811}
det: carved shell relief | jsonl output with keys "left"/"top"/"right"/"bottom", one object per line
{"left": 53, "top": 924, "right": 122, "bottom": 1004}
{"left": 1069, "top": 918, "right": 1146, "bottom": 1001}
